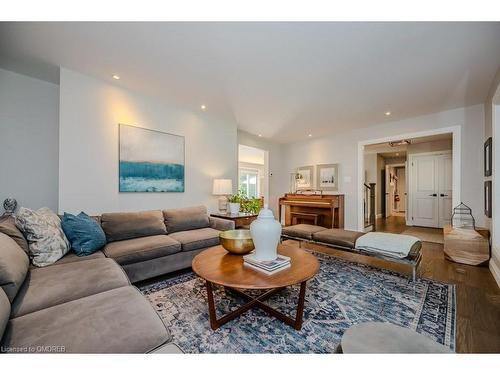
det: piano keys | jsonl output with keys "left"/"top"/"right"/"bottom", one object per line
{"left": 278, "top": 193, "right": 344, "bottom": 228}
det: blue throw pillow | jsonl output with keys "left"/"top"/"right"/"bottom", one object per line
{"left": 61, "top": 212, "right": 106, "bottom": 256}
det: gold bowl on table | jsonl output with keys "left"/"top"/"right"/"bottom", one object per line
{"left": 219, "top": 229, "right": 255, "bottom": 255}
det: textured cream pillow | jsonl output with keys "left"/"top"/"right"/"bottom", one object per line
{"left": 15, "top": 207, "right": 70, "bottom": 267}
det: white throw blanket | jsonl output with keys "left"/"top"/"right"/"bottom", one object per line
{"left": 355, "top": 232, "right": 419, "bottom": 259}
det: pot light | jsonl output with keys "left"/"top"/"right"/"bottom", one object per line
{"left": 200, "top": 104, "right": 207, "bottom": 111}
{"left": 308, "top": 134, "right": 312, "bottom": 137}
{"left": 385, "top": 111, "right": 391, "bottom": 116}
{"left": 258, "top": 134, "right": 262, "bottom": 137}
{"left": 112, "top": 74, "right": 120, "bottom": 80}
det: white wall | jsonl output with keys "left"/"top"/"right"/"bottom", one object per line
{"left": 282, "top": 104, "right": 485, "bottom": 230}
{"left": 237, "top": 130, "right": 286, "bottom": 215}
{"left": 407, "top": 139, "right": 452, "bottom": 155}
{"left": 58, "top": 68, "right": 238, "bottom": 215}
{"left": 0, "top": 68, "right": 59, "bottom": 212}
{"left": 363, "top": 153, "right": 377, "bottom": 184}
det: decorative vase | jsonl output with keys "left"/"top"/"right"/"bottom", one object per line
{"left": 250, "top": 204, "right": 282, "bottom": 261}
{"left": 228, "top": 202, "right": 240, "bottom": 215}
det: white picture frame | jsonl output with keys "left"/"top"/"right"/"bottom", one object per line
{"left": 296, "top": 165, "right": 314, "bottom": 190}
{"left": 316, "top": 163, "right": 339, "bottom": 191}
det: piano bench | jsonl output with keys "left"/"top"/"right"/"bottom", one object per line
{"left": 291, "top": 212, "right": 320, "bottom": 226}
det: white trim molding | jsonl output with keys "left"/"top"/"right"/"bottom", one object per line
{"left": 357, "top": 126, "right": 461, "bottom": 232}
{"left": 490, "top": 256, "right": 500, "bottom": 287}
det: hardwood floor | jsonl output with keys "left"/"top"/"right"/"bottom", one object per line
{"left": 287, "top": 216, "right": 500, "bottom": 353}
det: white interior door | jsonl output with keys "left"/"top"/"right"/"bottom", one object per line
{"left": 411, "top": 154, "right": 439, "bottom": 227}
{"left": 438, "top": 154, "right": 453, "bottom": 227}
{"left": 410, "top": 152, "right": 452, "bottom": 228}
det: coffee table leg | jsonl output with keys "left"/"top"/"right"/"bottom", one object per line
{"left": 294, "top": 281, "right": 307, "bottom": 330}
{"left": 205, "top": 281, "right": 219, "bottom": 330}
{"left": 205, "top": 280, "right": 309, "bottom": 331}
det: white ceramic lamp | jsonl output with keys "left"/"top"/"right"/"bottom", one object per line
{"left": 213, "top": 179, "right": 233, "bottom": 213}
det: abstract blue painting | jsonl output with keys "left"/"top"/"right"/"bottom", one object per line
{"left": 119, "top": 124, "right": 184, "bottom": 192}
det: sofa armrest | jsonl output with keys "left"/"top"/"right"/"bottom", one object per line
{"left": 209, "top": 217, "right": 235, "bottom": 231}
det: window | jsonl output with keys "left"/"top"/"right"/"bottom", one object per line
{"left": 239, "top": 169, "right": 259, "bottom": 198}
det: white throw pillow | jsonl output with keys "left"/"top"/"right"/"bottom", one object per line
{"left": 15, "top": 207, "right": 70, "bottom": 267}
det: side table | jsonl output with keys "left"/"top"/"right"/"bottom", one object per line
{"left": 210, "top": 212, "right": 258, "bottom": 228}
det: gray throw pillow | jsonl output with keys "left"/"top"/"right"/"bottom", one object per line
{"left": 15, "top": 207, "right": 70, "bottom": 267}
{"left": 0, "top": 233, "right": 29, "bottom": 302}
{"left": 0, "top": 215, "right": 29, "bottom": 253}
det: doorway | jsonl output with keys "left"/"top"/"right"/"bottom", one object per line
{"left": 361, "top": 131, "right": 456, "bottom": 231}
{"left": 385, "top": 163, "right": 406, "bottom": 219}
{"left": 238, "top": 144, "right": 269, "bottom": 205}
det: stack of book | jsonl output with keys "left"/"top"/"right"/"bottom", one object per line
{"left": 243, "top": 252, "right": 291, "bottom": 275}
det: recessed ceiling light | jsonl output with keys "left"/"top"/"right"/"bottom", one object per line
{"left": 112, "top": 74, "right": 120, "bottom": 80}
{"left": 385, "top": 111, "right": 391, "bottom": 116}
{"left": 258, "top": 134, "right": 262, "bottom": 137}
{"left": 396, "top": 153, "right": 400, "bottom": 156}
{"left": 201, "top": 104, "right": 207, "bottom": 111}
{"left": 308, "top": 134, "right": 312, "bottom": 137}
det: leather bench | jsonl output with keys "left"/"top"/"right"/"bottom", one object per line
{"left": 281, "top": 224, "right": 422, "bottom": 282}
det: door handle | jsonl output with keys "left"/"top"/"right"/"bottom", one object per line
{"left": 440, "top": 194, "right": 448, "bottom": 197}
{"left": 429, "top": 194, "right": 437, "bottom": 197}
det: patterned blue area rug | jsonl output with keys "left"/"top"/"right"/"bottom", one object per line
{"left": 140, "top": 251, "right": 456, "bottom": 353}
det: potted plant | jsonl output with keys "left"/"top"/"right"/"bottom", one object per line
{"left": 240, "top": 197, "right": 261, "bottom": 215}
{"left": 227, "top": 192, "right": 243, "bottom": 214}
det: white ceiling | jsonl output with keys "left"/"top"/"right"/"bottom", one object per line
{"left": 1, "top": 22, "right": 500, "bottom": 143}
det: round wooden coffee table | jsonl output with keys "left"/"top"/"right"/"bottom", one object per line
{"left": 192, "top": 244, "right": 319, "bottom": 330}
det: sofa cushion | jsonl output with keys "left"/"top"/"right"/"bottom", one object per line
{"left": 312, "top": 228, "right": 364, "bottom": 249}
{"left": 15, "top": 207, "right": 70, "bottom": 267}
{"left": 11, "top": 258, "right": 129, "bottom": 318}
{"left": 121, "top": 248, "right": 204, "bottom": 283}
{"left": 101, "top": 210, "right": 167, "bottom": 242}
{"left": 51, "top": 250, "right": 106, "bottom": 266}
{"left": 61, "top": 212, "right": 106, "bottom": 256}
{"left": 282, "top": 224, "right": 327, "bottom": 240}
{"left": 0, "top": 289, "right": 10, "bottom": 340}
{"left": 1, "top": 286, "right": 170, "bottom": 353}
{"left": 168, "top": 227, "right": 220, "bottom": 252}
{"left": 103, "top": 235, "right": 181, "bottom": 265}
{"left": 0, "top": 215, "right": 29, "bottom": 253}
{"left": 163, "top": 206, "right": 209, "bottom": 234}
{"left": 0, "top": 233, "right": 29, "bottom": 302}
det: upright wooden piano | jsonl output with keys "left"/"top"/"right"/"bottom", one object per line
{"left": 278, "top": 193, "right": 345, "bottom": 229}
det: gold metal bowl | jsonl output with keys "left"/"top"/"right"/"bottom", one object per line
{"left": 219, "top": 229, "right": 255, "bottom": 255}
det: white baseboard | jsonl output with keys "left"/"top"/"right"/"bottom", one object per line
{"left": 490, "top": 257, "right": 500, "bottom": 288}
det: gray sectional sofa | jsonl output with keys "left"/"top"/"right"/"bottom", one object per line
{"left": 0, "top": 205, "right": 234, "bottom": 353}
{"left": 100, "top": 206, "right": 234, "bottom": 282}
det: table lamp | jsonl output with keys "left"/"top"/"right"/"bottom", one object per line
{"left": 213, "top": 179, "right": 233, "bottom": 213}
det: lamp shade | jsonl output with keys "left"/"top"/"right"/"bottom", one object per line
{"left": 213, "top": 179, "right": 233, "bottom": 195}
